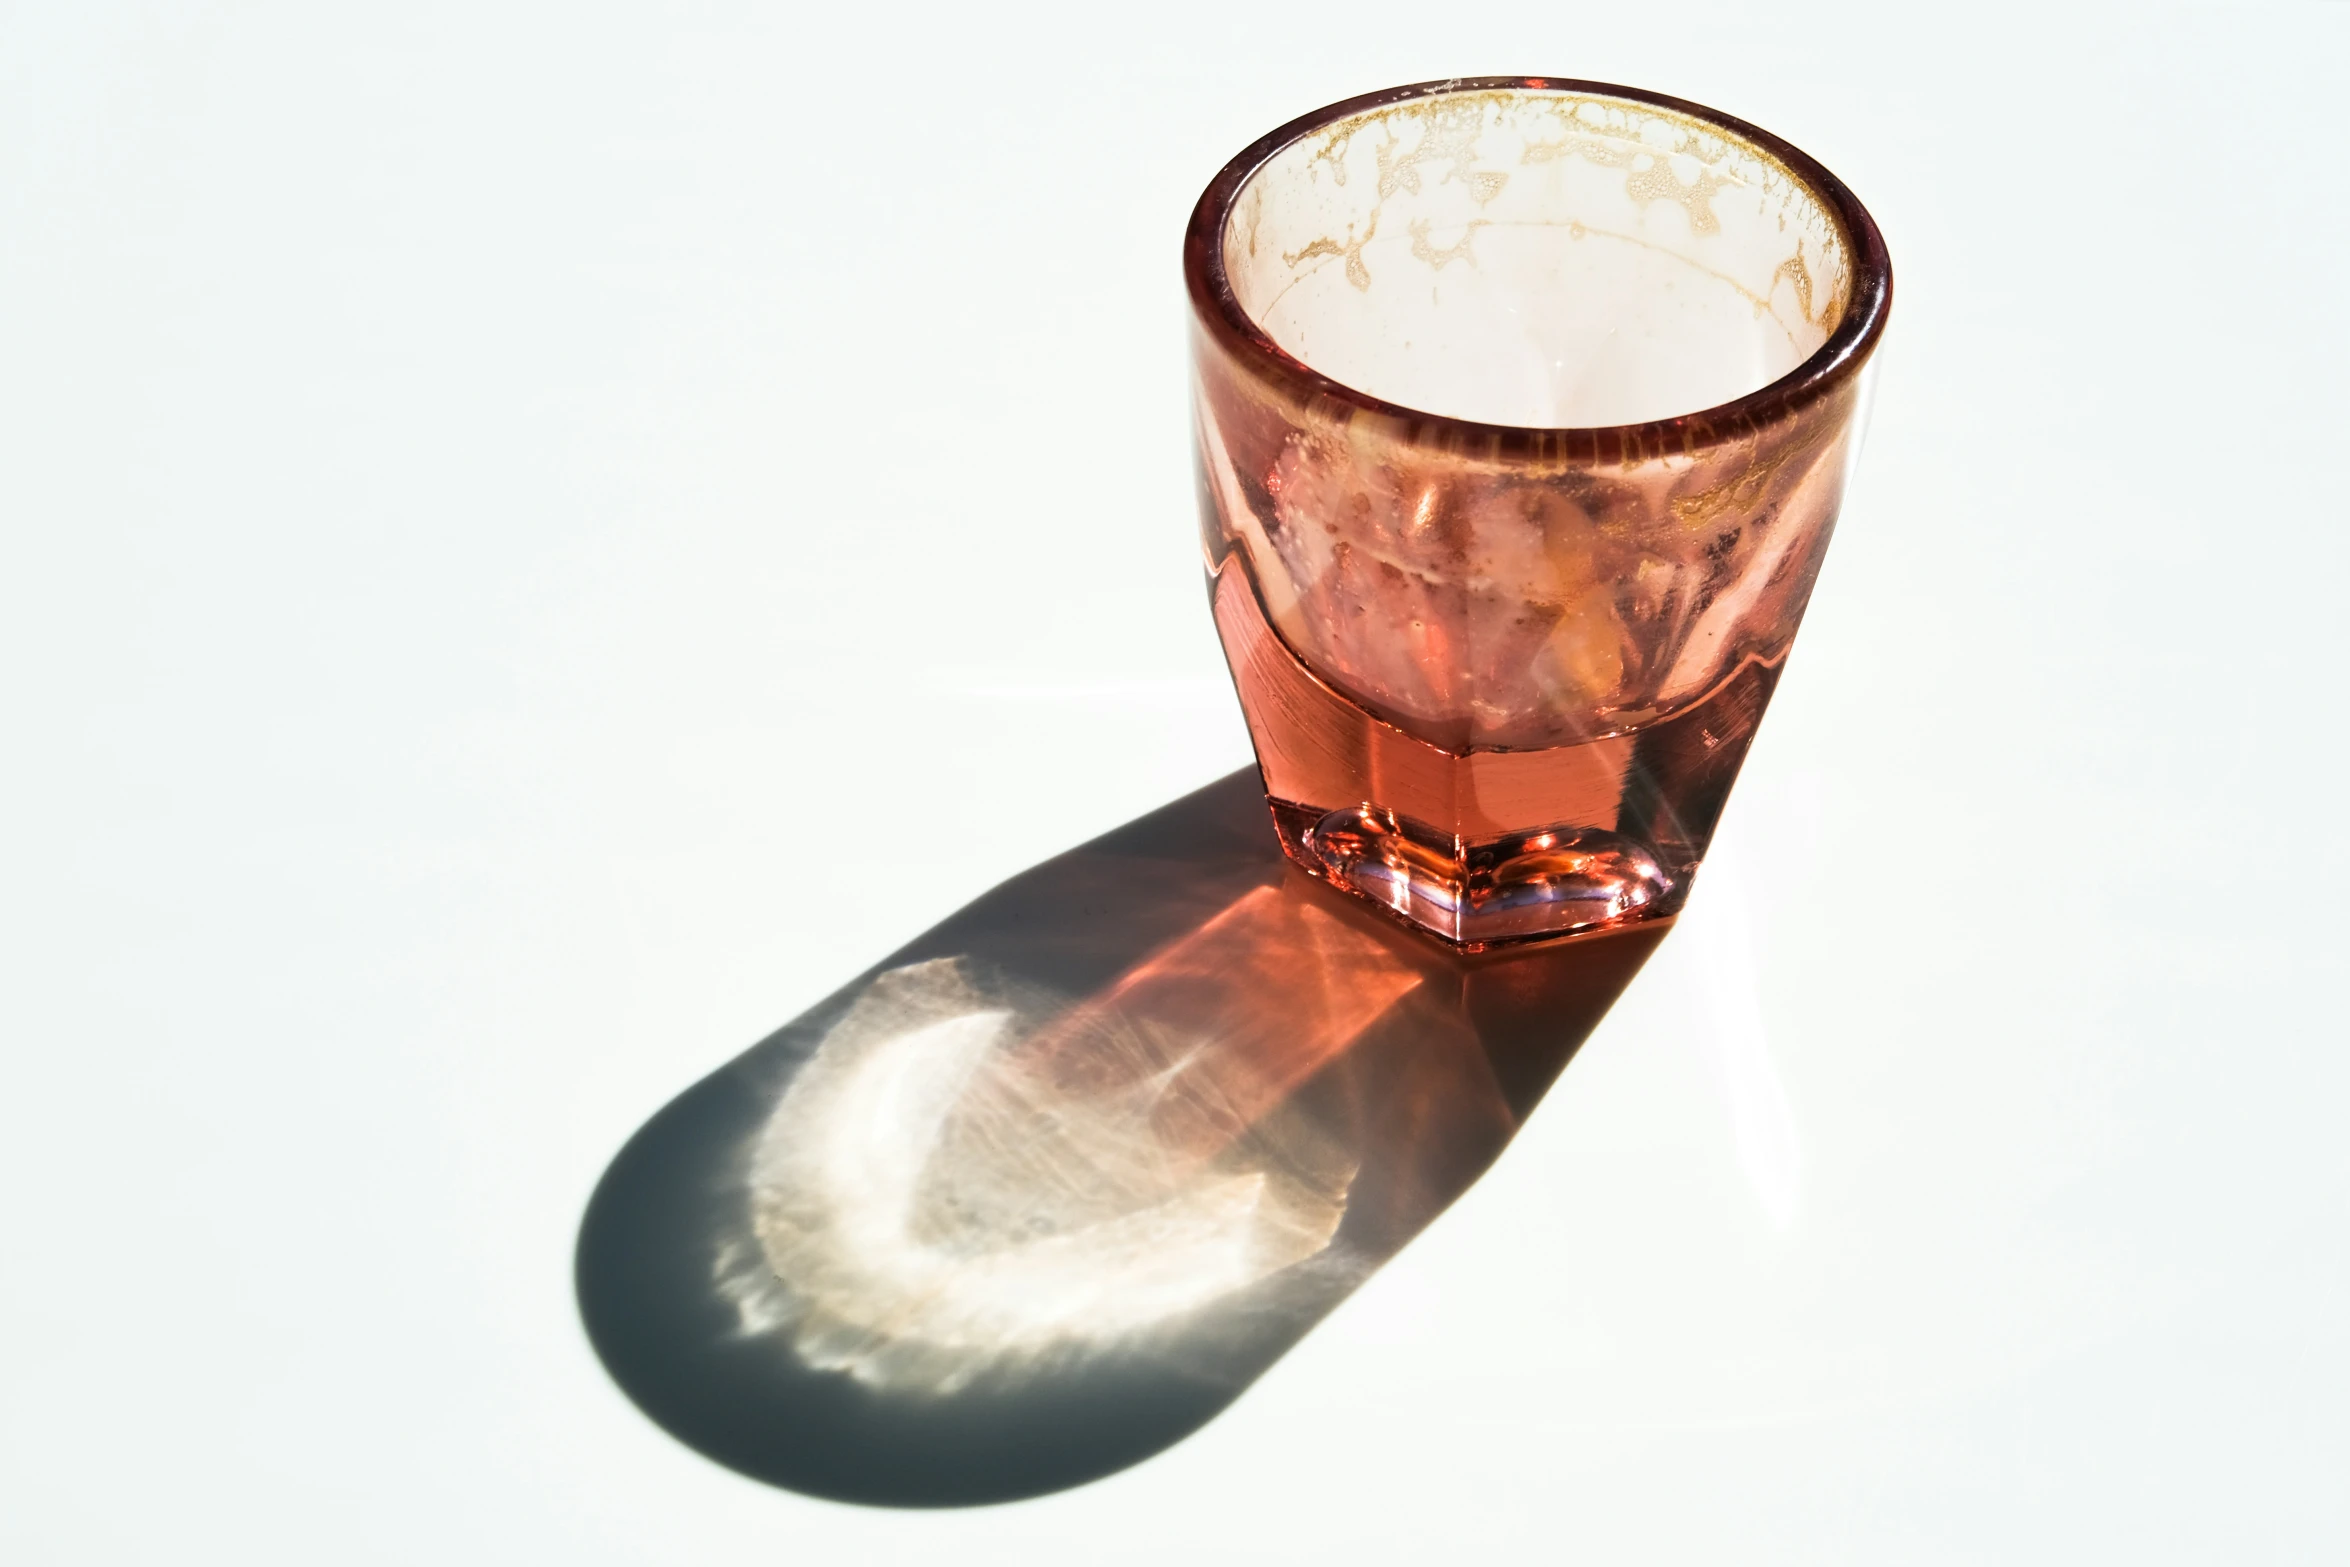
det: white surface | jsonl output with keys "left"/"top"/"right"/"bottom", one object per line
{"left": 5, "top": 3, "right": 2346, "bottom": 1562}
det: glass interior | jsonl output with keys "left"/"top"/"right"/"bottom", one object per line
{"left": 1224, "top": 88, "right": 1854, "bottom": 428}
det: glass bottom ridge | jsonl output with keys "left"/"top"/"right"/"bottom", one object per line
{"left": 1269, "top": 797, "right": 1689, "bottom": 949}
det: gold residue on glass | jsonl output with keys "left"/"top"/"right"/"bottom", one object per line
{"left": 1772, "top": 253, "right": 1818, "bottom": 324}
{"left": 1624, "top": 158, "right": 1726, "bottom": 234}
{"left": 1307, "top": 120, "right": 1363, "bottom": 187}
{"left": 1408, "top": 217, "right": 1485, "bottom": 270}
{"left": 1276, "top": 89, "right": 1846, "bottom": 306}
{"left": 1283, "top": 210, "right": 1381, "bottom": 292}
{"left": 1768, "top": 250, "right": 1853, "bottom": 331}
{"left": 1284, "top": 97, "right": 1516, "bottom": 289}
{"left": 1520, "top": 131, "right": 1638, "bottom": 170}
{"left": 1666, "top": 407, "right": 1837, "bottom": 530}
{"left": 1372, "top": 99, "right": 1503, "bottom": 203}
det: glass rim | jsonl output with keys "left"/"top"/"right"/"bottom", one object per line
{"left": 1184, "top": 76, "right": 1894, "bottom": 463}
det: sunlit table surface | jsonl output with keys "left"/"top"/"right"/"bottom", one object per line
{"left": 6, "top": 4, "right": 2346, "bottom": 1562}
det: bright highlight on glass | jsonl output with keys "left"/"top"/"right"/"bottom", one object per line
{"left": 1188, "top": 77, "right": 1892, "bottom": 947}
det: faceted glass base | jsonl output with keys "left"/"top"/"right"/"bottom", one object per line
{"left": 1274, "top": 801, "right": 1675, "bottom": 946}
{"left": 1214, "top": 559, "right": 1777, "bottom": 950}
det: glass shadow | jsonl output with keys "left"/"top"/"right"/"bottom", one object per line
{"left": 575, "top": 767, "right": 1667, "bottom": 1507}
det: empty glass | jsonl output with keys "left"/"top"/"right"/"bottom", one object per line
{"left": 1187, "top": 77, "right": 1892, "bottom": 947}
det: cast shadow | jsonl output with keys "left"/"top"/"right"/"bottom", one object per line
{"left": 576, "top": 767, "right": 1667, "bottom": 1507}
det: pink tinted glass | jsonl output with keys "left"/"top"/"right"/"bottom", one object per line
{"left": 1188, "top": 78, "right": 1891, "bottom": 947}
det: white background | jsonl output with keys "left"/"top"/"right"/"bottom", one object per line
{"left": 5, "top": 3, "right": 2347, "bottom": 1561}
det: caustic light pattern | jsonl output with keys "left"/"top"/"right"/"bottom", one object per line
{"left": 715, "top": 889, "right": 1421, "bottom": 1394}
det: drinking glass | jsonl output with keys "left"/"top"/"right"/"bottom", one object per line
{"left": 1187, "top": 77, "right": 1892, "bottom": 948}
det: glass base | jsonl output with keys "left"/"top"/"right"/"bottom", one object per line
{"left": 1211, "top": 557, "right": 1780, "bottom": 951}
{"left": 1271, "top": 799, "right": 1681, "bottom": 948}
